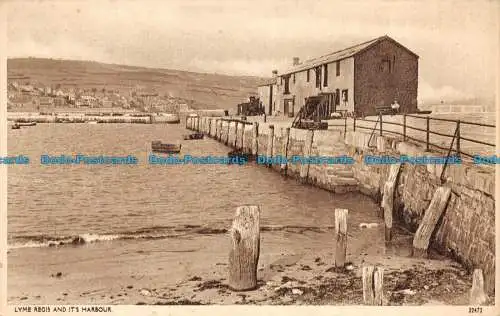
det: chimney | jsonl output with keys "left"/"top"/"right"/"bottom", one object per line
{"left": 272, "top": 70, "right": 278, "bottom": 77}
{"left": 293, "top": 57, "right": 300, "bottom": 66}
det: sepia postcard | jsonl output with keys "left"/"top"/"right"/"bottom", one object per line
{"left": 0, "top": 0, "right": 499, "bottom": 315}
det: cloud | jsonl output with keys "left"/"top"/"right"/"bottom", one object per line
{"left": 419, "top": 80, "right": 475, "bottom": 104}
{"left": 5, "top": 0, "right": 498, "bottom": 102}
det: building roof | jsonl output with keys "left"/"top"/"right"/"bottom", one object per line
{"left": 258, "top": 77, "right": 277, "bottom": 87}
{"left": 280, "top": 35, "right": 418, "bottom": 76}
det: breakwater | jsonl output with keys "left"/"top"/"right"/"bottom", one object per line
{"left": 7, "top": 112, "right": 180, "bottom": 124}
{"left": 187, "top": 116, "right": 495, "bottom": 294}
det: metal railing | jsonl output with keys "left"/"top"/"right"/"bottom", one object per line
{"left": 327, "top": 116, "right": 349, "bottom": 136}
{"left": 353, "top": 113, "right": 495, "bottom": 159}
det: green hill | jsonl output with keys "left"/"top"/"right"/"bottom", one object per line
{"left": 7, "top": 58, "right": 268, "bottom": 110}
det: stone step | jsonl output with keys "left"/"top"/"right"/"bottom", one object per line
{"left": 326, "top": 169, "right": 354, "bottom": 177}
{"left": 332, "top": 184, "right": 359, "bottom": 194}
{"left": 327, "top": 175, "right": 359, "bottom": 186}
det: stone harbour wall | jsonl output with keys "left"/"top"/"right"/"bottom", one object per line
{"left": 188, "top": 116, "right": 496, "bottom": 293}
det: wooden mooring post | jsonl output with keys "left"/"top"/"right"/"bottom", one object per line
{"left": 266, "top": 125, "right": 274, "bottom": 167}
{"left": 334, "top": 208, "right": 348, "bottom": 267}
{"left": 226, "top": 120, "right": 230, "bottom": 145}
{"left": 381, "top": 164, "right": 401, "bottom": 242}
{"left": 240, "top": 122, "right": 245, "bottom": 151}
{"left": 299, "top": 129, "right": 314, "bottom": 183}
{"left": 252, "top": 122, "right": 259, "bottom": 156}
{"left": 362, "top": 266, "right": 384, "bottom": 305}
{"left": 228, "top": 205, "right": 261, "bottom": 291}
{"left": 218, "top": 120, "right": 223, "bottom": 141}
{"left": 469, "top": 269, "right": 488, "bottom": 305}
{"left": 280, "top": 127, "right": 290, "bottom": 175}
{"left": 234, "top": 121, "right": 239, "bottom": 147}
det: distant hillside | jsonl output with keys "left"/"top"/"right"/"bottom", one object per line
{"left": 7, "top": 58, "right": 268, "bottom": 110}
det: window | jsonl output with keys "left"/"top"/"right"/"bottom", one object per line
{"left": 284, "top": 76, "right": 290, "bottom": 95}
{"left": 323, "top": 64, "right": 328, "bottom": 87}
{"left": 336, "top": 61, "right": 340, "bottom": 76}
{"left": 315, "top": 67, "right": 321, "bottom": 88}
{"left": 341, "top": 89, "right": 348, "bottom": 104}
{"left": 380, "top": 57, "right": 393, "bottom": 73}
{"left": 306, "top": 69, "right": 310, "bottom": 82}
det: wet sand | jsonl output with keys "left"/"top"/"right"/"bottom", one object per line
{"left": 8, "top": 222, "right": 485, "bottom": 305}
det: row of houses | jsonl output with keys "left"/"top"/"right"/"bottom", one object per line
{"left": 257, "top": 35, "right": 419, "bottom": 118}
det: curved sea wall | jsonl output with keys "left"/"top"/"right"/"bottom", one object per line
{"left": 187, "top": 116, "right": 495, "bottom": 294}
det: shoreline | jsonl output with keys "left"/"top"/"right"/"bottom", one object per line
{"left": 8, "top": 229, "right": 488, "bottom": 306}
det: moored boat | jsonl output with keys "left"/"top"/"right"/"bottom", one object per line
{"left": 151, "top": 141, "right": 182, "bottom": 153}
{"left": 227, "top": 149, "right": 252, "bottom": 161}
{"left": 183, "top": 133, "right": 204, "bottom": 140}
{"left": 11, "top": 124, "right": 21, "bottom": 130}
{"left": 16, "top": 122, "right": 37, "bottom": 127}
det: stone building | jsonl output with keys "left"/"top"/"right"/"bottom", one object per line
{"left": 267, "top": 35, "right": 419, "bottom": 117}
{"left": 257, "top": 73, "right": 278, "bottom": 116}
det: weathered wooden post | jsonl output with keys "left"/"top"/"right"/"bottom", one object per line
{"left": 226, "top": 120, "right": 231, "bottom": 145}
{"left": 215, "top": 119, "right": 219, "bottom": 139}
{"left": 362, "top": 266, "right": 375, "bottom": 304}
{"left": 412, "top": 186, "right": 451, "bottom": 257}
{"left": 240, "top": 122, "right": 245, "bottom": 151}
{"left": 334, "top": 208, "right": 348, "bottom": 267}
{"left": 228, "top": 205, "right": 261, "bottom": 291}
{"left": 469, "top": 269, "right": 488, "bottom": 305}
{"left": 280, "top": 127, "right": 290, "bottom": 175}
{"left": 362, "top": 266, "right": 384, "bottom": 305}
{"left": 381, "top": 164, "right": 401, "bottom": 241}
{"left": 252, "top": 122, "right": 259, "bottom": 157}
{"left": 299, "top": 129, "right": 314, "bottom": 183}
{"left": 218, "top": 120, "right": 222, "bottom": 141}
{"left": 373, "top": 267, "right": 384, "bottom": 305}
{"left": 221, "top": 120, "right": 225, "bottom": 141}
{"left": 234, "top": 121, "right": 239, "bottom": 148}
{"left": 208, "top": 118, "right": 212, "bottom": 136}
{"left": 266, "top": 125, "right": 274, "bottom": 167}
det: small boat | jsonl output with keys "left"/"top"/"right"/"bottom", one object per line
{"left": 228, "top": 149, "right": 251, "bottom": 161}
{"left": 11, "top": 124, "right": 21, "bottom": 130}
{"left": 416, "top": 110, "right": 432, "bottom": 115}
{"left": 151, "top": 141, "right": 182, "bottom": 153}
{"left": 16, "top": 122, "right": 37, "bottom": 127}
{"left": 183, "top": 133, "right": 204, "bottom": 140}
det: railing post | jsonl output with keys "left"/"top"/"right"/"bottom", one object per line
{"left": 379, "top": 113, "right": 382, "bottom": 136}
{"left": 344, "top": 116, "right": 347, "bottom": 135}
{"left": 426, "top": 116, "right": 430, "bottom": 151}
{"left": 403, "top": 114, "right": 406, "bottom": 141}
{"left": 456, "top": 120, "right": 461, "bottom": 156}
{"left": 353, "top": 117, "right": 356, "bottom": 132}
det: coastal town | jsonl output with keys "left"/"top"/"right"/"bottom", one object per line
{"left": 7, "top": 81, "right": 192, "bottom": 113}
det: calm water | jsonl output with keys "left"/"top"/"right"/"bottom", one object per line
{"left": 8, "top": 123, "right": 378, "bottom": 248}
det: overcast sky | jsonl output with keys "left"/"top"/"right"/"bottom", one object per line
{"left": 6, "top": 0, "right": 499, "bottom": 103}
